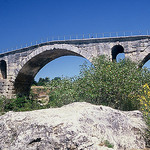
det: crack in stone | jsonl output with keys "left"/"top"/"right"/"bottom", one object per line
{"left": 28, "top": 138, "right": 41, "bottom": 145}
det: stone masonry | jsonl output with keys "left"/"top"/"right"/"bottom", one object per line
{"left": 0, "top": 35, "right": 150, "bottom": 98}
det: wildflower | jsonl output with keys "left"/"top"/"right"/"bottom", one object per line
{"left": 141, "top": 96, "right": 146, "bottom": 100}
{"left": 143, "top": 83, "right": 150, "bottom": 90}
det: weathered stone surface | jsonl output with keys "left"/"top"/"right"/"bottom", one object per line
{"left": 0, "top": 102, "right": 147, "bottom": 150}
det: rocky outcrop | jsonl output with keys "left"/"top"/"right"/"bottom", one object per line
{"left": 0, "top": 102, "right": 147, "bottom": 150}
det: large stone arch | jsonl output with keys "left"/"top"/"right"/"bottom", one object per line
{"left": 14, "top": 44, "right": 89, "bottom": 96}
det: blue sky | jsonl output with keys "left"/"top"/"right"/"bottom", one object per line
{"left": 0, "top": 0, "right": 150, "bottom": 81}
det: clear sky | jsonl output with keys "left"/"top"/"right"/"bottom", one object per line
{"left": 0, "top": 0, "right": 150, "bottom": 81}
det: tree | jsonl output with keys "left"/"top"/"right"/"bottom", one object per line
{"left": 48, "top": 55, "right": 150, "bottom": 111}
{"left": 75, "top": 55, "right": 150, "bottom": 110}
{"left": 37, "top": 77, "right": 50, "bottom": 86}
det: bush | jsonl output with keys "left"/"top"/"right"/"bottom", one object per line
{"left": 0, "top": 96, "right": 45, "bottom": 113}
{"left": 46, "top": 77, "right": 80, "bottom": 107}
{"left": 46, "top": 56, "right": 150, "bottom": 111}
{"left": 74, "top": 56, "right": 150, "bottom": 110}
{"left": 138, "top": 83, "right": 150, "bottom": 147}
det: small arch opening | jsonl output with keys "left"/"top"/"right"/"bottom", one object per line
{"left": 112, "top": 45, "right": 124, "bottom": 61}
{"left": 0, "top": 60, "right": 7, "bottom": 79}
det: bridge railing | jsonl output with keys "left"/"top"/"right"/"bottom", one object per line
{"left": 0, "top": 30, "right": 149, "bottom": 54}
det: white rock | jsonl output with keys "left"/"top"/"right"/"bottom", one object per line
{"left": 0, "top": 102, "right": 147, "bottom": 150}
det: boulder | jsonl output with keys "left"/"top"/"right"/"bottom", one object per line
{"left": 0, "top": 102, "right": 147, "bottom": 150}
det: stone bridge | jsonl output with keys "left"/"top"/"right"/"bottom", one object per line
{"left": 0, "top": 35, "right": 150, "bottom": 98}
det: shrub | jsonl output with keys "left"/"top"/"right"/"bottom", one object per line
{"left": 46, "top": 56, "right": 150, "bottom": 111}
{"left": 0, "top": 96, "right": 44, "bottom": 113}
{"left": 74, "top": 56, "right": 150, "bottom": 110}
{"left": 46, "top": 77, "right": 79, "bottom": 107}
{"left": 104, "top": 140, "right": 114, "bottom": 148}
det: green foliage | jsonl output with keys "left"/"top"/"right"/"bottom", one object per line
{"left": 53, "top": 77, "right": 61, "bottom": 81}
{"left": 75, "top": 55, "right": 150, "bottom": 110}
{"left": 0, "top": 96, "right": 44, "bottom": 113}
{"left": 0, "top": 96, "right": 8, "bottom": 114}
{"left": 42, "top": 56, "right": 150, "bottom": 111}
{"left": 32, "top": 80, "right": 38, "bottom": 86}
{"left": 138, "top": 83, "right": 150, "bottom": 147}
{"left": 46, "top": 77, "right": 80, "bottom": 107}
{"left": 2, "top": 56, "right": 149, "bottom": 112}
{"left": 104, "top": 140, "right": 114, "bottom": 148}
{"left": 35, "top": 77, "right": 51, "bottom": 86}
{"left": 99, "top": 139, "right": 114, "bottom": 148}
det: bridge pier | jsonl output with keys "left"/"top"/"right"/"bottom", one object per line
{"left": 0, "top": 79, "right": 15, "bottom": 99}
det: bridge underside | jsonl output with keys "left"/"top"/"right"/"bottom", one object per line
{"left": 14, "top": 49, "right": 82, "bottom": 97}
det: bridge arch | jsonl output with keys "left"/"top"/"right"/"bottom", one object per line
{"left": 139, "top": 53, "right": 150, "bottom": 68}
{"left": 14, "top": 44, "right": 89, "bottom": 96}
{"left": 0, "top": 60, "right": 7, "bottom": 79}
{"left": 111, "top": 45, "right": 124, "bottom": 61}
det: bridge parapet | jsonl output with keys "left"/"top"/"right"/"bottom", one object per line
{"left": 0, "top": 30, "right": 150, "bottom": 54}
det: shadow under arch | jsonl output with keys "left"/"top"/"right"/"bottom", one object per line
{"left": 139, "top": 53, "right": 150, "bottom": 68}
{"left": 14, "top": 49, "right": 84, "bottom": 97}
{"left": 111, "top": 45, "right": 124, "bottom": 61}
{"left": 0, "top": 60, "right": 7, "bottom": 79}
